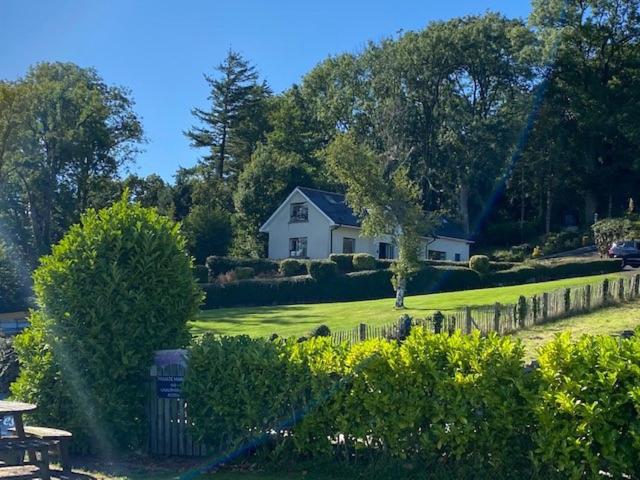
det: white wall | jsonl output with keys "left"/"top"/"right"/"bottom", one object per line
{"left": 264, "top": 190, "right": 333, "bottom": 259}
{"left": 423, "top": 237, "right": 471, "bottom": 262}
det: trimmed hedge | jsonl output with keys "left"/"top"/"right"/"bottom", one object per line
{"left": 328, "top": 254, "right": 353, "bottom": 272}
{"left": 280, "top": 258, "right": 306, "bottom": 277}
{"left": 234, "top": 267, "right": 255, "bottom": 280}
{"left": 307, "top": 260, "right": 338, "bottom": 281}
{"left": 202, "top": 257, "right": 622, "bottom": 309}
{"left": 469, "top": 255, "right": 490, "bottom": 274}
{"left": 184, "top": 330, "right": 640, "bottom": 476}
{"left": 353, "top": 253, "right": 377, "bottom": 271}
{"left": 206, "top": 255, "right": 279, "bottom": 276}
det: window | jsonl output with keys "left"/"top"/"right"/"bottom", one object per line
{"left": 428, "top": 250, "right": 446, "bottom": 261}
{"left": 289, "top": 237, "right": 308, "bottom": 258}
{"left": 379, "top": 242, "right": 395, "bottom": 259}
{"left": 290, "top": 202, "right": 308, "bottom": 223}
{"left": 454, "top": 253, "right": 461, "bottom": 262}
{"left": 343, "top": 237, "right": 356, "bottom": 254}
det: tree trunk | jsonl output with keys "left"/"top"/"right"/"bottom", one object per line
{"left": 458, "top": 182, "right": 470, "bottom": 236}
{"left": 584, "top": 192, "right": 597, "bottom": 225}
{"left": 608, "top": 192, "right": 613, "bottom": 218}
{"left": 545, "top": 185, "right": 552, "bottom": 235}
{"left": 395, "top": 276, "right": 406, "bottom": 309}
{"left": 218, "top": 124, "right": 227, "bottom": 179}
{"left": 520, "top": 168, "right": 525, "bottom": 243}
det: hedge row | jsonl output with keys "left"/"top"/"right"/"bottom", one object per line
{"left": 205, "top": 255, "right": 279, "bottom": 276}
{"left": 184, "top": 330, "right": 640, "bottom": 477}
{"left": 205, "top": 254, "right": 514, "bottom": 278}
{"left": 202, "top": 258, "right": 622, "bottom": 309}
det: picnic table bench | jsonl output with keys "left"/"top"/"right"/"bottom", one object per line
{"left": 0, "top": 400, "right": 72, "bottom": 480}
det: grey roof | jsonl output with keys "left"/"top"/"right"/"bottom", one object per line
{"left": 297, "top": 187, "right": 470, "bottom": 241}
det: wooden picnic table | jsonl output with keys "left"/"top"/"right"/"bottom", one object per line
{"left": 0, "top": 400, "right": 53, "bottom": 479}
{"left": 0, "top": 400, "right": 37, "bottom": 439}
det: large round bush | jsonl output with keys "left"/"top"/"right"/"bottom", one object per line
{"left": 11, "top": 196, "right": 202, "bottom": 451}
{"left": 469, "top": 255, "right": 490, "bottom": 274}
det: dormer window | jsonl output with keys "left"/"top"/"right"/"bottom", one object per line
{"left": 290, "top": 202, "right": 308, "bottom": 223}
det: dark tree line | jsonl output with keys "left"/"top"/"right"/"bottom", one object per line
{"left": 2, "top": 0, "right": 640, "bottom": 265}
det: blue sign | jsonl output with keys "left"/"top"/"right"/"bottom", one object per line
{"left": 156, "top": 375, "right": 184, "bottom": 399}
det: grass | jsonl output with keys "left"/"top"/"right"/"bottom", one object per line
{"left": 511, "top": 299, "right": 640, "bottom": 361}
{"left": 191, "top": 271, "right": 629, "bottom": 338}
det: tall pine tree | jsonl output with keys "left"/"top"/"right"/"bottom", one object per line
{"left": 185, "top": 50, "right": 270, "bottom": 181}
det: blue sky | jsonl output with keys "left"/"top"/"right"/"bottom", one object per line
{"left": 1, "top": 0, "right": 531, "bottom": 181}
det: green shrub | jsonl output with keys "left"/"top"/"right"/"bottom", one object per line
{"left": 192, "top": 265, "right": 209, "bottom": 283}
{"left": 309, "top": 324, "right": 331, "bottom": 337}
{"left": 0, "top": 240, "right": 30, "bottom": 313}
{"left": 533, "top": 333, "right": 640, "bottom": 478}
{"left": 183, "top": 335, "right": 305, "bottom": 453}
{"left": 11, "top": 196, "right": 202, "bottom": 451}
{"left": 375, "top": 259, "right": 394, "bottom": 270}
{"left": 206, "top": 255, "right": 279, "bottom": 276}
{"left": 592, "top": 218, "right": 640, "bottom": 256}
{"left": 353, "top": 253, "right": 376, "bottom": 271}
{"left": 182, "top": 205, "right": 233, "bottom": 264}
{"left": 234, "top": 266, "right": 255, "bottom": 280}
{"left": 329, "top": 254, "right": 353, "bottom": 272}
{"left": 183, "top": 330, "right": 531, "bottom": 472}
{"left": 489, "top": 261, "right": 519, "bottom": 271}
{"left": 409, "top": 266, "right": 482, "bottom": 293}
{"left": 279, "top": 258, "right": 307, "bottom": 277}
{"left": 485, "top": 265, "right": 538, "bottom": 286}
{"left": 307, "top": 260, "right": 338, "bottom": 281}
{"left": 469, "top": 255, "right": 490, "bottom": 274}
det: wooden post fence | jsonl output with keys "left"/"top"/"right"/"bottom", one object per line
{"left": 465, "top": 307, "right": 473, "bottom": 334}
{"left": 493, "top": 303, "right": 501, "bottom": 333}
{"left": 542, "top": 293, "right": 549, "bottom": 322}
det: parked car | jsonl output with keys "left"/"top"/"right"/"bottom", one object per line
{"left": 608, "top": 240, "right": 640, "bottom": 267}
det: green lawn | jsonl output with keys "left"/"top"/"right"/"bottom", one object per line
{"left": 191, "top": 271, "right": 629, "bottom": 338}
{"left": 512, "top": 299, "right": 640, "bottom": 361}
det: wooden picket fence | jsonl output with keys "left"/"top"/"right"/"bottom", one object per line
{"left": 331, "top": 274, "right": 640, "bottom": 344}
{"left": 148, "top": 350, "right": 207, "bottom": 456}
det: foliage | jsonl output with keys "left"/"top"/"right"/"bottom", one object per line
{"left": 469, "top": 255, "right": 491, "bottom": 274}
{"left": 205, "top": 255, "right": 279, "bottom": 277}
{"left": 307, "top": 260, "right": 338, "bottom": 282}
{"left": 183, "top": 330, "right": 532, "bottom": 474}
{"left": 202, "top": 258, "right": 621, "bottom": 309}
{"left": 11, "top": 196, "right": 202, "bottom": 452}
{"left": 0, "top": 336, "right": 18, "bottom": 396}
{"left": 0, "top": 240, "right": 30, "bottom": 313}
{"left": 352, "top": 253, "right": 377, "bottom": 271}
{"left": 279, "top": 258, "right": 307, "bottom": 277}
{"left": 234, "top": 266, "right": 255, "bottom": 280}
{"left": 0, "top": 63, "right": 143, "bottom": 259}
{"left": 185, "top": 50, "right": 270, "bottom": 180}
{"left": 328, "top": 254, "right": 353, "bottom": 273}
{"left": 325, "top": 135, "right": 426, "bottom": 306}
{"left": 309, "top": 324, "right": 331, "bottom": 338}
{"left": 182, "top": 205, "right": 233, "bottom": 264}
{"left": 592, "top": 218, "right": 640, "bottom": 256}
{"left": 192, "top": 265, "right": 209, "bottom": 283}
{"left": 533, "top": 333, "right": 640, "bottom": 478}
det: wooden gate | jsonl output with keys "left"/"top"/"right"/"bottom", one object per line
{"left": 148, "top": 349, "right": 206, "bottom": 456}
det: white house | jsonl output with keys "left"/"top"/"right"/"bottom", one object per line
{"left": 259, "top": 187, "right": 473, "bottom": 261}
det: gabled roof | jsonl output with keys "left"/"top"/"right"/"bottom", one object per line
{"left": 296, "top": 187, "right": 360, "bottom": 227}
{"left": 260, "top": 186, "right": 472, "bottom": 242}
